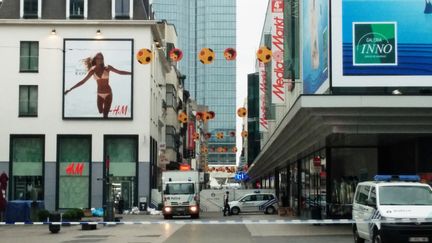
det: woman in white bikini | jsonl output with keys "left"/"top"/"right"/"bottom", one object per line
{"left": 64, "top": 52, "right": 131, "bottom": 118}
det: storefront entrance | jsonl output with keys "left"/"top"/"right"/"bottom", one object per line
{"left": 112, "top": 177, "right": 134, "bottom": 213}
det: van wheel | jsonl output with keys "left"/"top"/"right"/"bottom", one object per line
{"left": 353, "top": 226, "right": 365, "bottom": 243}
{"left": 231, "top": 207, "right": 240, "bottom": 215}
{"left": 265, "top": 206, "right": 275, "bottom": 214}
{"left": 373, "top": 230, "right": 383, "bottom": 243}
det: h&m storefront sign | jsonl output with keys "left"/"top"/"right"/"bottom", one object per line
{"left": 353, "top": 22, "right": 397, "bottom": 66}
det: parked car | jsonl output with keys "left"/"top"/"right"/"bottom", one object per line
{"left": 229, "top": 192, "right": 278, "bottom": 215}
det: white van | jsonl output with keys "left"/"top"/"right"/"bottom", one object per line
{"left": 352, "top": 175, "right": 432, "bottom": 243}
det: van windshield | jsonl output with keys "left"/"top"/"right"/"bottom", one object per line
{"left": 379, "top": 186, "right": 432, "bottom": 205}
{"left": 165, "top": 183, "right": 194, "bottom": 195}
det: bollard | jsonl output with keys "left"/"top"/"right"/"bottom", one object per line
{"left": 48, "top": 212, "right": 61, "bottom": 233}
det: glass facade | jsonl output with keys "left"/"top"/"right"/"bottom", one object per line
{"left": 152, "top": 0, "right": 237, "bottom": 165}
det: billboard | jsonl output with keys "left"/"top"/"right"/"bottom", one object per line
{"left": 332, "top": 0, "right": 432, "bottom": 87}
{"left": 302, "top": 0, "right": 329, "bottom": 94}
{"left": 63, "top": 39, "right": 133, "bottom": 119}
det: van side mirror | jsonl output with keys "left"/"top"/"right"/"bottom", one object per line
{"left": 366, "top": 198, "right": 376, "bottom": 207}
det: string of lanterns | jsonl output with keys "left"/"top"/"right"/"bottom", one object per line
{"left": 136, "top": 46, "right": 272, "bottom": 65}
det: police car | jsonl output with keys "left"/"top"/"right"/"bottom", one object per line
{"left": 229, "top": 192, "right": 278, "bottom": 215}
{"left": 352, "top": 175, "right": 432, "bottom": 243}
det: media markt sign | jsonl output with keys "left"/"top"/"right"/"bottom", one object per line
{"left": 353, "top": 22, "right": 397, "bottom": 66}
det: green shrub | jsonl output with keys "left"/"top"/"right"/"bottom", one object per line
{"left": 37, "top": 209, "right": 50, "bottom": 222}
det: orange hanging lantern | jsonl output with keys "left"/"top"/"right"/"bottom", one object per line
{"left": 256, "top": 46, "right": 272, "bottom": 64}
{"left": 241, "top": 130, "right": 248, "bottom": 138}
{"left": 202, "top": 112, "right": 212, "bottom": 123}
{"left": 198, "top": 48, "right": 215, "bottom": 64}
{"left": 207, "top": 111, "right": 215, "bottom": 119}
{"left": 224, "top": 48, "right": 237, "bottom": 61}
{"left": 193, "top": 132, "right": 200, "bottom": 140}
{"left": 237, "top": 107, "right": 247, "bottom": 117}
{"left": 204, "top": 133, "right": 212, "bottom": 139}
{"left": 136, "top": 48, "right": 153, "bottom": 64}
{"left": 178, "top": 112, "right": 188, "bottom": 123}
{"left": 232, "top": 146, "right": 238, "bottom": 153}
{"left": 216, "top": 132, "right": 224, "bottom": 140}
{"left": 217, "top": 147, "right": 224, "bottom": 153}
{"left": 229, "top": 131, "right": 236, "bottom": 137}
{"left": 196, "top": 112, "right": 204, "bottom": 121}
{"left": 201, "top": 146, "right": 208, "bottom": 154}
{"left": 169, "top": 48, "right": 183, "bottom": 62}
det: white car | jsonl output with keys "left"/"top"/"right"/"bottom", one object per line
{"left": 352, "top": 175, "right": 432, "bottom": 243}
{"left": 229, "top": 192, "right": 278, "bottom": 215}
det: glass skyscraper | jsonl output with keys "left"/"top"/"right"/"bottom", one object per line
{"left": 152, "top": 0, "right": 237, "bottom": 165}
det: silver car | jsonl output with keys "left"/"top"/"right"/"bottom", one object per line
{"left": 229, "top": 193, "right": 278, "bottom": 215}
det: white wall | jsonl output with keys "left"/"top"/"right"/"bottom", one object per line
{"left": 0, "top": 22, "right": 155, "bottom": 162}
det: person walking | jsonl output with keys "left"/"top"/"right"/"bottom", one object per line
{"left": 223, "top": 191, "right": 230, "bottom": 216}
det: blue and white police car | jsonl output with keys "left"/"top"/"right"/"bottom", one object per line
{"left": 229, "top": 192, "right": 278, "bottom": 215}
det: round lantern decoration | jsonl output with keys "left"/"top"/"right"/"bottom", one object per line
{"left": 216, "top": 132, "right": 224, "bottom": 140}
{"left": 202, "top": 112, "right": 212, "bottom": 122}
{"left": 196, "top": 112, "right": 204, "bottom": 121}
{"left": 204, "top": 133, "right": 212, "bottom": 139}
{"left": 198, "top": 48, "right": 215, "bottom": 64}
{"left": 217, "top": 147, "right": 224, "bottom": 153}
{"left": 232, "top": 146, "right": 238, "bottom": 153}
{"left": 241, "top": 130, "right": 248, "bottom": 138}
{"left": 169, "top": 48, "right": 183, "bottom": 62}
{"left": 201, "top": 146, "right": 208, "bottom": 154}
{"left": 224, "top": 48, "right": 237, "bottom": 61}
{"left": 237, "top": 107, "right": 247, "bottom": 118}
{"left": 229, "top": 131, "right": 236, "bottom": 137}
{"left": 136, "top": 48, "right": 153, "bottom": 64}
{"left": 178, "top": 112, "right": 188, "bottom": 123}
{"left": 193, "top": 132, "right": 200, "bottom": 140}
{"left": 256, "top": 46, "right": 272, "bottom": 64}
{"left": 207, "top": 111, "right": 215, "bottom": 119}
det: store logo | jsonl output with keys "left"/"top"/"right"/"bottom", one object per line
{"left": 353, "top": 22, "right": 397, "bottom": 66}
{"left": 65, "top": 162, "right": 84, "bottom": 176}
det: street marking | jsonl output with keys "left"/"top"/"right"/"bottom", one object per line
{"left": 2, "top": 218, "right": 432, "bottom": 226}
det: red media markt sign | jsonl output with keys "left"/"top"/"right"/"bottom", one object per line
{"left": 272, "top": 0, "right": 283, "bottom": 13}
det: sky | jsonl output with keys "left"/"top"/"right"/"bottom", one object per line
{"left": 236, "top": 0, "right": 269, "bottom": 164}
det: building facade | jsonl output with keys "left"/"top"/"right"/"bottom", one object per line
{"left": 248, "top": 0, "right": 432, "bottom": 219}
{"left": 0, "top": 0, "right": 182, "bottom": 211}
{"left": 152, "top": 0, "right": 237, "bottom": 166}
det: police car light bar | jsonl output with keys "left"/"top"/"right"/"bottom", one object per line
{"left": 374, "top": 175, "right": 420, "bottom": 182}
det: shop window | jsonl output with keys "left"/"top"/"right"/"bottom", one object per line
{"left": 165, "top": 126, "right": 176, "bottom": 149}
{"left": 104, "top": 136, "right": 138, "bottom": 211}
{"left": 69, "top": 0, "right": 84, "bottom": 19}
{"left": 166, "top": 84, "right": 177, "bottom": 108}
{"left": 114, "top": 0, "right": 131, "bottom": 19}
{"left": 19, "top": 85, "right": 38, "bottom": 117}
{"left": 22, "top": 0, "right": 39, "bottom": 18}
{"left": 58, "top": 136, "right": 91, "bottom": 209}
{"left": 20, "top": 41, "right": 39, "bottom": 72}
{"left": 10, "top": 136, "right": 44, "bottom": 200}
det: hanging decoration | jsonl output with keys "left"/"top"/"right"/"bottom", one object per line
{"left": 178, "top": 112, "right": 188, "bottom": 123}
{"left": 217, "top": 147, "right": 224, "bottom": 153}
{"left": 136, "top": 48, "right": 153, "bottom": 64}
{"left": 229, "top": 131, "right": 236, "bottom": 137}
{"left": 216, "top": 132, "right": 224, "bottom": 140}
{"left": 202, "top": 112, "right": 212, "bottom": 123}
{"left": 196, "top": 112, "right": 204, "bottom": 121}
{"left": 204, "top": 133, "right": 212, "bottom": 139}
{"left": 224, "top": 48, "right": 237, "bottom": 61}
{"left": 241, "top": 130, "right": 248, "bottom": 138}
{"left": 198, "top": 48, "right": 215, "bottom": 64}
{"left": 207, "top": 111, "right": 215, "bottom": 119}
{"left": 169, "top": 48, "right": 183, "bottom": 62}
{"left": 232, "top": 146, "right": 238, "bottom": 153}
{"left": 193, "top": 132, "right": 200, "bottom": 140}
{"left": 256, "top": 46, "right": 272, "bottom": 64}
{"left": 200, "top": 146, "right": 208, "bottom": 154}
{"left": 237, "top": 107, "right": 247, "bottom": 117}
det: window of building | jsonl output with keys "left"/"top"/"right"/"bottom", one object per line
{"left": 20, "top": 41, "right": 39, "bottom": 72}
{"left": 166, "top": 84, "right": 177, "bottom": 108}
{"left": 19, "top": 85, "right": 38, "bottom": 117}
{"left": 22, "top": 0, "right": 40, "bottom": 18}
{"left": 166, "top": 126, "right": 176, "bottom": 149}
{"left": 69, "top": 0, "right": 85, "bottom": 19}
{"left": 10, "top": 136, "right": 44, "bottom": 201}
{"left": 58, "top": 136, "right": 91, "bottom": 209}
{"left": 113, "top": 0, "right": 132, "bottom": 19}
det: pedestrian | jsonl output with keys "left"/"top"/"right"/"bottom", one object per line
{"left": 223, "top": 191, "right": 230, "bottom": 216}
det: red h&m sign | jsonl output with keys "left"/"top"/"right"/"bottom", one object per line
{"left": 65, "top": 162, "right": 84, "bottom": 176}
{"left": 187, "top": 122, "right": 195, "bottom": 150}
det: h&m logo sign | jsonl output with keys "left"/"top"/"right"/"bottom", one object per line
{"left": 353, "top": 22, "right": 398, "bottom": 66}
{"left": 65, "top": 162, "right": 84, "bottom": 176}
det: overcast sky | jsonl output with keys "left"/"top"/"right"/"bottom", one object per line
{"left": 236, "top": 0, "right": 268, "bottom": 164}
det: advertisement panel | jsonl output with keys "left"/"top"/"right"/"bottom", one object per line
{"left": 259, "top": 62, "right": 269, "bottom": 132}
{"left": 271, "top": 0, "right": 285, "bottom": 103}
{"left": 332, "top": 0, "right": 432, "bottom": 87}
{"left": 302, "top": 0, "right": 329, "bottom": 94}
{"left": 63, "top": 39, "right": 133, "bottom": 119}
